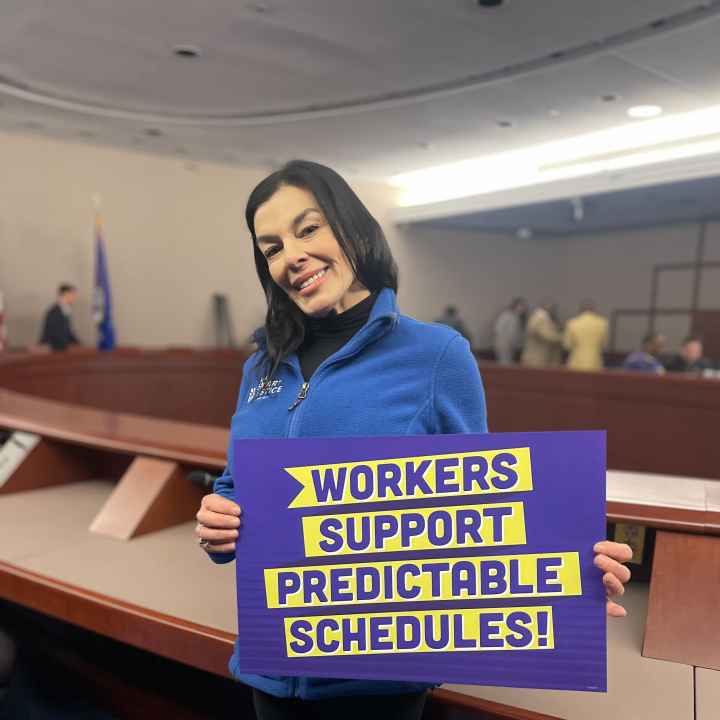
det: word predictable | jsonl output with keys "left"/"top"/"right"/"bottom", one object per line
{"left": 265, "top": 553, "right": 581, "bottom": 607}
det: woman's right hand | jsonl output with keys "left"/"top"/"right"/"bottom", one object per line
{"left": 195, "top": 493, "right": 242, "bottom": 554}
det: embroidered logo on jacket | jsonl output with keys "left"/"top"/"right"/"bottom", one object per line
{"left": 248, "top": 377, "right": 284, "bottom": 403}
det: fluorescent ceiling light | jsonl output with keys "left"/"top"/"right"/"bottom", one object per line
{"left": 627, "top": 104, "right": 663, "bottom": 118}
{"left": 390, "top": 104, "right": 720, "bottom": 207}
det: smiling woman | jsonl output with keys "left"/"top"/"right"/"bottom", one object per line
{"left": 254, "top": 186, "right": 368, "bottom": 318}
{"left": 246, "top": 161, "right": 399, "bottom": 377}
{"left": 193, "top": 160, "right": 632, "bottom": 720}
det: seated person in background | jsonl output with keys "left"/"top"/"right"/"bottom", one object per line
{"left": 39, "top": 283, "right": 80, "bottom": 351}
{"left": 622, "top": 332, "right": 665, "bottom": 374}
{"left": 434, "top": 304, "right": 473, "bottom": 345}
{"left": 493, "top": 297, "right": 527, "bottom": 364}
{"left": 563, "top": 299, "right": 608, "bottom": 372}
{"left": 665, "top": 336, "right": 711, "bottom": 375}
{"left": 521, "top": 299, "right": 562, "bottom": 368}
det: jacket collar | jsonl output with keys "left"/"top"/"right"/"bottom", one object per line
{"left": 254, "top": 288, "right": 399, "bottom": 374}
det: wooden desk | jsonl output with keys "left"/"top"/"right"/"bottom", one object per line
{"left": 644, "top": 531, "right": 720, "bottom": 670}
{"left": 0, "top": 388, "right": 227, "bottom": 469}
{"left": 0, "top": 481, "right": 236, "bottom": 676}
{"left": 447, "top": 584, "right": 694, "bottom": 720}
{"left": 695, "top": 668, "right": 720, "bottom": 720}
{"left": 0, "top": 481, "right": 690, "bottom": 720}
{"left": 2, "top": 351, "right": 720, "bottom": 718}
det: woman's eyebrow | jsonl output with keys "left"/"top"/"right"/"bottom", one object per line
{"left": 256, "top": 208, "right": 320, "bottom": 245}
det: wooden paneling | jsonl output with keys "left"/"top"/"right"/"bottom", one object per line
{"left": 0, "top": 348, "right": 250, "bottom": 426}
{"left": 4, "top": 349, "right": 720, "bottom": 482}
{"left": 480, "top": 363, "right": 720, "bottom": 480}
{"left": 644, "top": 531, "right": 720, "bottom": 670}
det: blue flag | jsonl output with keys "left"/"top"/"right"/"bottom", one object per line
{"left": 93, "top": 216, "right": 116, "bottom": 351}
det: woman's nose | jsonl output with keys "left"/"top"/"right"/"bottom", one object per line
{"left": 283, "top": 237, "right": 309, "bottom": 268}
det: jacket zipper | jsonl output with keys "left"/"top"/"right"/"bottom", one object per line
{"left": 284, "top": 313, "right": 397, "bottom": 437}
{"left": 288, "top": 382, "right": 309, "bottom": 411}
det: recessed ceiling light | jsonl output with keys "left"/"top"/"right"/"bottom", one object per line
{"left": 549, "top": 109, "right": 561, "bottom": 117}
{"left": 173, "top": 44, "right": 201, "bottom": 58}
{"left": 417, "top": 141, "right": 433, "bottom": 150}
{"left": 477, "top": 0, "right": 504, "bottom": 6}
{"left": 496, "top": 120, "right": 514, "bottom": 128}
{"left": 627, "top": 105, "right": 663, "bottom": 119}
{"left": 601, "top": 94, "right": 619, "bottom": 103}
{"left": 145, "top": 128, "right": 163, "bottom": 137}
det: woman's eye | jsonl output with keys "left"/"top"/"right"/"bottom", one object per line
{"left": 299, "top": 224, "right": 319, "bottom": 237}
{"left": 264, "top": 246, "right": 280, "bottom": 258}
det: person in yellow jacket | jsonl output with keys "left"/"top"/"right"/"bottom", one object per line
{"left": 521, "top": 300, "right": 563, "bottom": 368}
{"left": 563, "top": 300, "right": 608, "bottom": 371}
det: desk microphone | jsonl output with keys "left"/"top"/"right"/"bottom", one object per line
{"left": 187, "top": 470, "right": 217, "bottom": 491}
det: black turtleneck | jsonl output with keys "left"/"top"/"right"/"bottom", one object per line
{"left": 298, "top": 293, "right": 376, "bottom": 381}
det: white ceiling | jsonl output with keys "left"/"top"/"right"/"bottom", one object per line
{"left": 1, "top": 0, "right": 719, "bottom": 180}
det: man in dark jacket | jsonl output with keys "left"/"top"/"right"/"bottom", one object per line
{"left": 666, "top": 336, "right": 712, "bottom": 375}
{"left": 39, "top": 284, "right": 80, "bottom": 351}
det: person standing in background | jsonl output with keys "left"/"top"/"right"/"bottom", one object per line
{"left": 622, "top": 332, "right": 666, "bottom": 374}
{"left": 521, "top": 299, "right": 562, "bottom": 368}
{"left": 493, "top": 297, "right": 527, "bottom": 364}
{"left": 563, "top": 300, "right": 608, "bottom": 371}
{"left": 434, "top": 305, "right": 473, "bottom": 345}
{"left": 39, "top": 284, "right": 80, "bottom": 351}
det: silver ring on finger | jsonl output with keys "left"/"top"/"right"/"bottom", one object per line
{"left": 198, "top": 537, "right": 211, "bottom": 550}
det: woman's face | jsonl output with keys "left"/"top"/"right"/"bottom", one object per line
{"left": 254, "top": 185, "right": 369, "bottom": 317}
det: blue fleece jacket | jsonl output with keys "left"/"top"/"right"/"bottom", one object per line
{"left": 212, "top": 288, "right": 487, "bottom": 699}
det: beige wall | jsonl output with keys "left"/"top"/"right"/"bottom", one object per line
{"left": 0, "top": 131, "right": 271, "bottom": 348}
{"left": 391, "top": 219, "right": 720, "bottom": 351}
{"left": 1, "top": 129, "right": 719, "bottom": 353}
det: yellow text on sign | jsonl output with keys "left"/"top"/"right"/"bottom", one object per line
{"left": 301, "top": 502, "right": 526, "bottom": 557}
{"left": 265, "top": 552, "right": 580, "bottom": 608}
{"left": 284, "top": 606, "right": 555, "bottom": 657}
{"left": 285, "top": 447, "right": 532, "bottom": 508}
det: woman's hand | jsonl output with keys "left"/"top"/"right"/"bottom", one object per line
{"left": 195, "top": 493, "right": 242, "bottom": 554}
{"left": 594, "top": 541, "right": 632, "bottom": 617}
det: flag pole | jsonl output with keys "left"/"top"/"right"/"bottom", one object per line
{"left": 93, "top": 193, "right": 102, "bottom": 233}
{"left": 92, "top": 193, "right": 116, "bottom": 351}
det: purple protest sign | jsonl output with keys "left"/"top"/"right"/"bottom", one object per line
{"left": 234, "top": 431, "right": 606, "bottom": 691}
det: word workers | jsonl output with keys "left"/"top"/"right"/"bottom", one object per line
{"left": 286, "top": 448, "right": 532, "bottom": 508}
{"left": 265, "top": 553, "right": 581, "bottom": 608}
{"left": 302, "top": 502, "right": 526, "bottom": 557}
{"left": 285, "top": 607, "right": 555, "bottom": 657}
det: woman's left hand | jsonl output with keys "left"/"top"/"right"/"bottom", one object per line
{"left": 593, "top": 541, "right": 633, "bottom": 617}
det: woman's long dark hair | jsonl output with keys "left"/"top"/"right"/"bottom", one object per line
{"left": 246, "top": 160, "right": 399, "bottom": 375}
